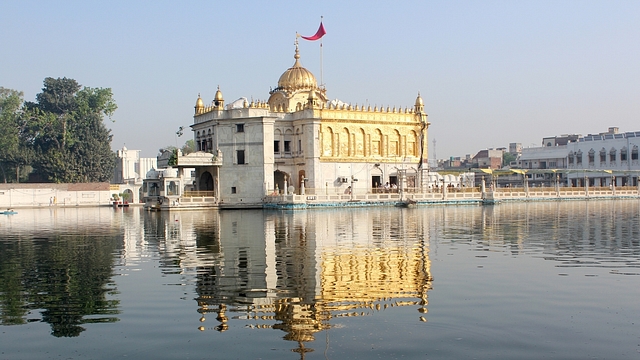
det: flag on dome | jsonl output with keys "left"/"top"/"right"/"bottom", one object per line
{"left": 300, "top": 21, "right": 326, "bottom": 41}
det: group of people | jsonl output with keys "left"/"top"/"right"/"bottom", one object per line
{"left": 426, "top": 183, "right": 462, "bottom": 193}
{"left": 376, "top": 182, "right": 398, "bottom": 193}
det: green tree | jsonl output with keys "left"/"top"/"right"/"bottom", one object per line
{"left": 182, "top": 139, "right": 195, "bottom": 155}
{"left": 503, "top": 152, "right": 517, "bottom": 167}
{"left": 22, "top": 78, "right": 117, "bottom": 182}
{"left": 0, "top": 88, "right": 24, "bottom": 182}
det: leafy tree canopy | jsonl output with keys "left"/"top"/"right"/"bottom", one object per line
{"left": 503, "top": 152, "right": 517, "bottom": 167}
{"left": 1, "top": 78, "right": 118, "bottom": 183}
{"left": 0, "top": 88, "right": 26, "bottom": 182}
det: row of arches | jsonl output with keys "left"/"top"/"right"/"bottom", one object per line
{"left": 196, "top": 128, "right": 214, "bottom": 152}
{"left": 321, "top": 126, "right": 420, "bottom": 158}
{"left": 569, "top": 146, "right": 639, "bottom": 166}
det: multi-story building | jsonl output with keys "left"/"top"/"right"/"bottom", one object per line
{"left": 187, "top": 41, "right": 430, "bottom": 208}
{"left": 518, "top": 127, "right": 640, "bottom": 187}
{"left": 113, "top": 146, "right": 157, "bottom": 184}
{"left": 112, "top": 146, "right": 157, "bottom": 203}
{"left": 471, "top": 149, "right": 503, "bottom": 169}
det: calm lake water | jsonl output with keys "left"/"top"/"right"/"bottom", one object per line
{"left": 1, "top": 201, "right": 639, "bottom": 359}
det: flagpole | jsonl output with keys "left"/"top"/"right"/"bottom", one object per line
{"left": 320, "top": 15, "right": 324, "bottom": 88}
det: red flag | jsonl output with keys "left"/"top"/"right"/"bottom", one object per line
{"left": 300, "top": 22, "right": 326, "bottom": 41}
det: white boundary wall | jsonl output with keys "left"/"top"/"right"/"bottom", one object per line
{"left": 0, "top": 183, "right": 112, "bottom": 208}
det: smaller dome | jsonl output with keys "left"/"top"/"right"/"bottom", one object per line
{"left": 146, "top": 168, "right": 159, "bottom": 179}
{"left": 162, "top": 167, "right": 178, "bottom": 178}
{"left": 415, "top": 92, "right": 424, "bottom": 107}
{"left": 195, "top": 94, "right": 204, "bottom": 108}
{"left": 213, "top": 85, "right": 224, "bottom": 107}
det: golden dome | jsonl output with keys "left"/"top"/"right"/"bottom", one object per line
{"left": 277, "top": 45, "right": 317, "bottom": 91}
{"left": 195, "top": 93, "right": 204, "bottom": 114}
{"left": 214, "top": 86, "right": 224, "bottom": 102}
{"left": 415, "top": 92, "right": 424, "bottom": 107}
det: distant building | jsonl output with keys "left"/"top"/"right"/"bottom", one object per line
{"left": 542, "top": 134, "right": 581, "bottom": 147}
{"left": 113, "top": 146, "right": 157, "bottom": 184}
{"left": 518, "top": 128, "right": 640, "bottom": 187}
{"left": 509, "top": 142, "right": 522, "bottom": 155}
{"left": 112, "top": 146, "right": 157, "bottom": 203}
{"left": 472, "top": 149, "right": 503, "bottom": 169}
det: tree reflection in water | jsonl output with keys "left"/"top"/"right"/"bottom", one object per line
{"left": 0, "top": 234, "right": 121, "bottom": 337}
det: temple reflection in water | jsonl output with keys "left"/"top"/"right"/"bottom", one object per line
{"left": 143, "top": 208, "right": 433, "bottom": 353}
{"left": 128, "top": 199, "right": 640, "bottom": 356}
{"left": 2, "top": 200, "right": 639, "bottom": 358}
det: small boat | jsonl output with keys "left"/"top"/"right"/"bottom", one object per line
{"left": 395, "top": 199, "right": 417, "bottom": 208}
{"left": 1, "top": 210, "right": 18, "bottom": 215}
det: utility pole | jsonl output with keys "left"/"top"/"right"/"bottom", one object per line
{"left": 432, "top": 138, "right": 437, "bottom": 163}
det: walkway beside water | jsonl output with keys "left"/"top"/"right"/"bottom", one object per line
{"left": 263, "top": 185, "right": 640, "bottom": 209}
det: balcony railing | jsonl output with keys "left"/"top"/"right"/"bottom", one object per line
{"left": 183, "top": 191, "right": 216, "bottom": 197}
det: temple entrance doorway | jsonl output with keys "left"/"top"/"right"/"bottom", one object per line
{"left": 199, "top": 171, "right": 213, "bottom": 191}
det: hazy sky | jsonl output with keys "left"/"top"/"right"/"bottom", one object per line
{"left": 2, "top": 1, "right": 639, "bottom": 159}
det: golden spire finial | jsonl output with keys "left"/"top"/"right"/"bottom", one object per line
{"left": 293, "top": 38, "right": 301, "bottom": 64}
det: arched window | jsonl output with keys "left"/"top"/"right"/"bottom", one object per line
{"left": 373, "top": 129, "right": 383, "bottom": 156}
{"left": 600, "top": 148, "right": 607, "bottom": 163}
{"left": 610, "top": 148, "right": 617, "bottom": 163}
{"left": 167, "top": 181, "right": 179, "bottom": 196}
{"left": 339, "top": 127, "right": 351, "bottom": 157}
{"left": 407, "top": 130, "right": 418, "bottom": 156}
{"left": 356, "top": 128, "right": 366, "bottom": 156}
{"left": 621, "top": 147, "right": 628, "bottom": 161}
{"left": 568, "top": 151, "right": 574, "bottom": 165}
{"left": 322, "top": 127, "right": 334, "bottom": 157}
{"left": 576, "top": 150, "right": 583, "bottom": 165}
{"left": 588, "top": 149, "right": 595, "bottom": 165}
{"left": 632, "top": 146, "right": 639, "bottom": 161}
{"left": 284, "top": 129, "right": 293, "bottom": 154}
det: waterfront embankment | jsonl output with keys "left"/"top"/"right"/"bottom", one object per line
{"left": 263, "top": 186, "right": 640, "bottom": 209}
{"left": 0, "top": 183, "right": 112, "bottom": 208}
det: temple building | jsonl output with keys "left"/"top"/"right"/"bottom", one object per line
{"left": 188, "top": 41, "right": 430, "bottom": 208}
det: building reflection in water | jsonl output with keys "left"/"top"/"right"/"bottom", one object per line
{"left": 158, "top": 208, "right": 435, "bottom": 356}
{"left": 140, "top": 200, "right": 640, "bottom": 357}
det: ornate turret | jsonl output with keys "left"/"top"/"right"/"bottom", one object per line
{"left": 195, "top": 93, "right": 204, "bottom": 114}
{"left": 306, "top": 89, "right": 320, "bottom": 109}
{"left": 213, "top": 86, "right": 224, "bottom": 110}
{"left": 414, "top": 92, "right": 424, "bottom": 113}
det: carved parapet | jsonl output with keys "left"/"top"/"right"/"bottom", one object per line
{"left": 158, "top": 151, "right": 221, "bottom": 168}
